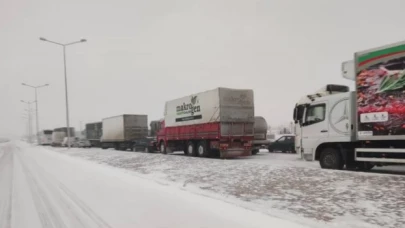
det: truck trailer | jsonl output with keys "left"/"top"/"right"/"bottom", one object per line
{"left": 294, "top": 40, "right": 405, "bottom": 170}
{"left": 51, "top": 127, "right": 75, "bottom": 147}
{"left": 85, "top": 121, "right": 102, "bottom": 147}
{"left": 38, "top": 130, "right": 53, "bottom": 145}
{"left": 157, "top": 87, "right": 255, "bottom": 158}
{"left": 100, "top": 114, "right": 148, "bottom": 150}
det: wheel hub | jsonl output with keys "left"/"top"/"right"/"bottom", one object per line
{"left": 324, "top": 154, "right": 336, "bottom": 167}
{"left": 198, "top": 146, "right": 204, "bottom": 156}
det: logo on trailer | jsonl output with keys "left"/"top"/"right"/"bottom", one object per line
{"left": 175, "top": 95, "right": 202, "bottom": 122}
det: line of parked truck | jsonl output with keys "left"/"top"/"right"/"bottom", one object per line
{"left": 39, "top": 87, "right": 272, "bottom": 158}
{"left": 38, "top": 40, "right": 405, "bottom": 170}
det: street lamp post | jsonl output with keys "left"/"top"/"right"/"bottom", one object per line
{"left": 22, "top": 83, "right": 49, "bottom": 144}
{"left": 21, "top": 116, "right": 30, "bottom": 142}
{"left": 39, "top": 37, "right": 86, "bottom": 148}
{"left": 21, "top": 100, "right": 36, "bottom": 143}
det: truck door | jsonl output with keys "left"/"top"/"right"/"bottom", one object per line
{"left": 293, "top": 104, "right": 305, "bottom": 157}
{"left": 301, "top": 102, "right": 328, "bottom": 161}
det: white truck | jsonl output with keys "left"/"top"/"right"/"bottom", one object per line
{"left": 38, "top": 130, "right": 53, "bottom": 145}
{"left": 51, "top": 127, "right": 75, "bottom": 147}
{"left": 100, "top": 114, "right": 148, "bottom": 151}
{"left": 294, "top": 40, "right": 405, "bottom": 170}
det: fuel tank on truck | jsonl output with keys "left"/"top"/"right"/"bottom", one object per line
{"left": 253, "top": 116, "right": 268, "bottom": 140}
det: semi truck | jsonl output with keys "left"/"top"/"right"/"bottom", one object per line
{"left": 251, "top": 116, "right": 271, "bottom": 155}
{"left": 157, "top": 87, "right": 255, "bottom": 158}
{"left": 100, "top": 114, "right": 148, "bottom": 150}
{"left": 85, "top": 122, "right": 102, "bottom": 147}
{"left": 293, "top": 40, "right": 405, "bottom": 170}
{"left": 38, "top": 130, "right": 53, "bottom": 145}
{"left": 51, "top": 127, "right": 75, "bottom": 147}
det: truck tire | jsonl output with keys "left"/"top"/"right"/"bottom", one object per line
{"left": 187, "top": 141, "right": 197, "bottom": 157}
{"left": 183, "top": 146, "right": 189, "bottom": 155}
{"left": 252, "top": 149, "right": 259, "bottom": 155}
{"left": 290, "top": 146, "right": 296, "bottom": 153}
{"left": 319, "top": 147, "right": 343, "bottom": 170}
{"left": 197, "top": 141, "right": 208, "bottom": 157}
{"left": 160, "top": 142, "right": 167, "bottom": 154}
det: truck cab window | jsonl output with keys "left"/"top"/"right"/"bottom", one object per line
{"left": 305, "top": 104, "right": 325, "bottom": 125}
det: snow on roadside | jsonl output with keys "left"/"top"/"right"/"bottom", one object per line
{"left": 49, "top": 147, "right": 405, "bottom": 228}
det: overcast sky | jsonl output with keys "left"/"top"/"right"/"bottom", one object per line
{"left": 1, "top": 0, "right": 405, "bottom": 138}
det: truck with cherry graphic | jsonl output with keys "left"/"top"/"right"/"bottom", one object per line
{"left": 294, "top": 40, "right": 405, "bottom": 170}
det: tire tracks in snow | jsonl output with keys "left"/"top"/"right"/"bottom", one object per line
{"left": 16, "top": 148, "right": 112, "bottom": 228}
{"left": 16, "top": 151, "right": 68, "bottom": 228}
{"left": 0, "top": 149, "right": 13, "bottom": 228}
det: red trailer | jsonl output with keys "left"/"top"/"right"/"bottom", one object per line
{"left": 157, "top": 87, "right": 254, "bottom": 158}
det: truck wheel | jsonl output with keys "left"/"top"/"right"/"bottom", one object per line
{"left": 160, "top": 142, "right": 167, "bottom": 154}
{"left": 319, "top": 148, "right": 343, "bottom": 170}
{"left": 187, "top": 141, "right": 197, "bottom": 157}
{"left": 252, "top": 149, "right": 259, "bottom": 155}
{"left": 268, "top": 148, "right": 274, "bottom": 153}
{"left": 197, "top": 141, "right": 208, "bottom": 157}
{"left": 290, "top": 146, "right": 296, "bottom": 153}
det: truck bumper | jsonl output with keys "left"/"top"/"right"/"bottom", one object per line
{"left": 302, "top": 148, "right": 314, "bottom": 161}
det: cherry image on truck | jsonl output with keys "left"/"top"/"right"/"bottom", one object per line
{"left": 156, "top": 87, "right": 255, "bottom": 158}
{"left": 293, "top": 40, "right": 405, "bottom": 170}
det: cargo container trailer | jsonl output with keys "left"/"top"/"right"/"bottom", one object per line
{"left": 157, "top": 87, "right": 254, "bottom": 158}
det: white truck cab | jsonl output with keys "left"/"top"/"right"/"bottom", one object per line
{"left": 293, "top": 85, "right": 351, "bottom": 161}
{"left": 294, "top": 40, "right": 405, "bottom": 171}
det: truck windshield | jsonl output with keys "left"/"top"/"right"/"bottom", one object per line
{"left": 305, "top": 104, "right": 326, "bottom": 124}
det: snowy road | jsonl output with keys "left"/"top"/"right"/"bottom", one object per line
{"left": 49, "top": 147, "right": 405, "bottom": 228}
{"left": 0, "top": 141, "right": 307, "bottom": 228}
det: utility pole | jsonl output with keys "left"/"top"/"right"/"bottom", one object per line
{"left": 40, "top": 37, "right": 87, "bottom": 149}
{"left": 21, "top": 100, "right": 36, "bottom": 143}
{"left": 22, "top": 83, "right": 49, "bottom": 144}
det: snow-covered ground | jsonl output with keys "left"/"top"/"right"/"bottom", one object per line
{"left": 47, "top": 147, "right": 405, "bottom": 228}
{"left": 0, "top": 141, "right": 308, "bottom": 228}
